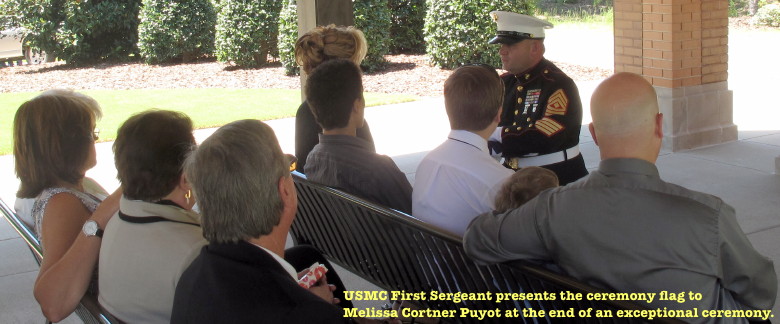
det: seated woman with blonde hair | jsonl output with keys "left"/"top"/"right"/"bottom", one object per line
{"left": 13, "top": 89, "right": 120, "bottom": 322}
{"left": 294, "top": 24, "right": 375, "bottom": 172}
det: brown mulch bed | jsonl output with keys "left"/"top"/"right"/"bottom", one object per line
{"left": 0, "top": 54, "right": 610, "bottom": 97}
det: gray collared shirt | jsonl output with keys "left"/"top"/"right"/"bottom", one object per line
{"left": 305, "top": 134, "right": 412, "bottom": 213}
{"left": 464, "top": 158, "right": 777, "bottom": 322}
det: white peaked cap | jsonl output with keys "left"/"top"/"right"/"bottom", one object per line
{"left": 489, "top": 11, "right": 554, "bottom": 44}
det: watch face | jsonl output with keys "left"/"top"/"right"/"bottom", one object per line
{"left": 83, "top": 220, "right": 98, "bottom": 235}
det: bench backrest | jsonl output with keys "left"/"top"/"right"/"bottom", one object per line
{"left": 290, "top": 172, "right": 684, "bottom": 324}
{"left": 0, "top": 197, "right": 121, "bottom": 324}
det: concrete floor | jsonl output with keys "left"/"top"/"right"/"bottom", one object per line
{"left": 1, "top": 27, "right": 779, "bottom": 323}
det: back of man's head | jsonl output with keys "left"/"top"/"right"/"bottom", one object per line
{"left": 184, "top": 119, "right": 289, "bottom": 244}
{"left": 305, "top": 59, "right": 363, "bottom": 131}
{"left": 590, "top": 72, "right": 662, "bottom": 160}
{"left": 443, "top": 65, "right": 504, "bottom": 132}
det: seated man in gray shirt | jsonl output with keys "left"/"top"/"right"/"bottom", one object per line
{"left": 304, "top": 59, "right": 413, "bottom": 213}
{"left": 464, "top": 72, "right": 777, "bottom": 321}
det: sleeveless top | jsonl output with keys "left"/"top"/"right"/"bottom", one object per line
{"left": 31, "top": 187, "right": 102, "bottom": 244}
{"left": 31, "top": 187, "right": 103, "bottom": 293}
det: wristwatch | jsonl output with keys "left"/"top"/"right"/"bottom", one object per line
{"left": 82, "top": 220, "right": 103, "bottom": 238}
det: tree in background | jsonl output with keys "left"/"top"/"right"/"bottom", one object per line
{"left": 215, "top": 0, "right": 283, "bottom": 67}
{"left": 353, "top": 0, "right": 391, "bottom": 71}
{"left": 59, "top": 0, "right": 142, "bottom": 64}
{"left": 388, "top": 0, "right": 426, "bottom": 54}
{"left": 138, "top": 0, "right": 216, "bottom": 63}
{"left": 278, "top": 0, "right": 299, "bottom": 75}
{"left": 424, "top": 0, "right": 536, "bottom": 69}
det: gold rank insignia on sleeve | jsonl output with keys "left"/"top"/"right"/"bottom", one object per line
{"left": 534, "top": 117, "right": 564, "bottom": 137}
{"left": 545, "top": 89, "right": 569, "bottom": 116}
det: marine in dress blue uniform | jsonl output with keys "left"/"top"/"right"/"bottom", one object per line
{"left": 488, "top": 11, "right": 588, "bottom": 185}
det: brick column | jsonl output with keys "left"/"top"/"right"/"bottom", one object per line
{"left": 614, "top": 0, "right": 736, "bottom": 151}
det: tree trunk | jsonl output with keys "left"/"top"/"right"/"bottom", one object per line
{"left": 749, "top": 0, "right": 759, "bottom": 15}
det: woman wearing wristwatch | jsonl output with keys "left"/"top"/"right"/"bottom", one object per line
{"left": 13, "top": 89, "right": 121, "bottom": 322}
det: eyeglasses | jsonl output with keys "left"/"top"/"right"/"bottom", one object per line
{"left": 92, "top": 128, "right": 100, "bottom": 141}
{"left": 286, "top": 154, "right": 298, "bottom": 172}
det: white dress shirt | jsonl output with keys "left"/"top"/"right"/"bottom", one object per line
{"left": 412, "top": 130, "right": 513, "bottom": 236}
{"left": 254, "top": 244, "right": 298, "bottom": 280}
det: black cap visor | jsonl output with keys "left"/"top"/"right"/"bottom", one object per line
{"left": 488, "top": 31, "right": 541, "bottom": 44}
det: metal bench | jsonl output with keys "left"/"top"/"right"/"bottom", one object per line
{"left": 290, "top": 171, "right": 684, "bottom": 323}
{"left": 0, "top": 197, "right": 121, "bottom": 324}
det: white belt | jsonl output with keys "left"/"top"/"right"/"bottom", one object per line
{"left": 508, "top": 146, "right": 580, "bottom": 169}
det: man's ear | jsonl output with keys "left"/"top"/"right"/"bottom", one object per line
{"left": 655, "top": 113, "right": 664, "bottom": 139}
{"left": 494, "top": 106, "right": 502, "bottom": 123}
{"left": 277, "top": 175, "right": 296, "bottom": 216}
{"left": 589, "top": 123, "right": 599, "bottom": 146}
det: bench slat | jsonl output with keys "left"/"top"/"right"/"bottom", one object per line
{"left": 290, "top": 172, "right": 684, "bottom": 324}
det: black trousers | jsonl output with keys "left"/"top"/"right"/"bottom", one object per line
{"left": 541, "top": 153, "right": 588, "bottom": 186}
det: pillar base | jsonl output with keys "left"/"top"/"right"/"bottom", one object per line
{"left": 656, "top": 81, "right": 737, "bottom": 152}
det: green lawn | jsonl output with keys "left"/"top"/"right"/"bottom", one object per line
{"left": 0, "top": 88, "right": 418, "bottom": 155}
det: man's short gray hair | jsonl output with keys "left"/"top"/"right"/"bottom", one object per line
{"left": 184, "top": 119, "right": 289, "bottom": 243}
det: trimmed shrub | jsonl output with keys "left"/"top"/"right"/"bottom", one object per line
{"left": 58, "top": 0, "right": 141, "bottom": 64}
{"left": 278, "top": 0, "right": 299, "bottom": 75}
{"left": 354, "top": 0, "right": 392, "bottom": 72}
{"left": 753, "top": 3, "right": 780, "bottom": 27}
{"left": 138, "top": 0, "right": 217, "bottom": 63}
{"left": 215, "top": 0, "right": 283, "bottom": 67}
{"left": 388, "top": 0, "right": 426, "bottom": 54}
{"left": 9, "top": 0, "right": 140, "bottom": 64}
{"left": 424, "top": 0, "right": 536, "bottom": 69}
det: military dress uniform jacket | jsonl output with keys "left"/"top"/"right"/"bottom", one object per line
{"left": 498, "top": 58, "right": 588, "bottom": 184}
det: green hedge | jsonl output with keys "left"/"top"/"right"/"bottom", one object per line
{"left": 354, "top": 0, "right": 391, "bottom": 72}
{"left": 8, "top": 0, "right": 140, "bottom": 64}
{"left": 278, "top": 0, "right": 299, "bottom": 75}
{"left": 215, "top": 0, "right": 282, "bottom": 67}
{"left": 424, "top": 0, "right": 535, "bottom": 69}
{"left": 753, "top": 3, "right": 780, "bottom": 27}
{"left": 389, "top": 0, "right": 426, "bottom": 54}
{"left": 59, "top": 0, "right": 141, "bottom": 64}
{"left": 138, "top": 0, "right": 217, "bottom": 63}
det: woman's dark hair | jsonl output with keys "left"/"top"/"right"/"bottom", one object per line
{"left": 114, "top": 110, "right": 195, "bottom": 201}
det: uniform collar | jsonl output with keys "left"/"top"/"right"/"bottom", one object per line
{"left": 514, "top": 58, "right": 552, "bottom": 81}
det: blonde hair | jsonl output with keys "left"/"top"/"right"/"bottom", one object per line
{"left": 295, "top": 24, "right": 368, "bottom": 74}
{"left": 14, "top": 89, "right": 102, "bottom": 198}
{"left": 494, "top": 167, "right": 559, "bottom": 213}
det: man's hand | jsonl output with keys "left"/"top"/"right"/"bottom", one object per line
{"left": 305, "top": 274, "right": 339, "bottom": 305}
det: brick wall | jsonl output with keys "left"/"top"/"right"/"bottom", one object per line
{"left": 614, "top": 0, "right": 728, "bottom": 88}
